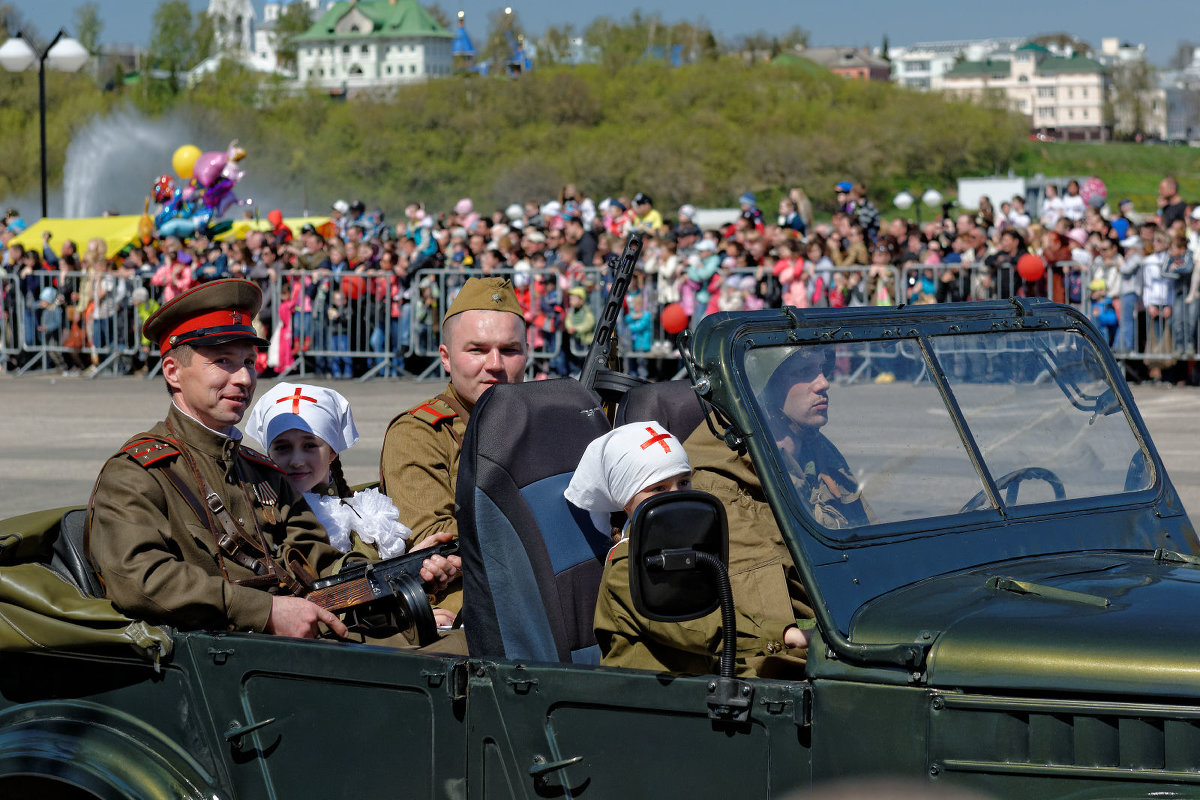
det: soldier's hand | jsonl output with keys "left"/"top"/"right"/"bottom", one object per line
{"left": 432, "top": 607, "right": 456, "bottom": 628}
{"left": 783, "top": 625, "right": 810, "bottom": 649}
{"left": 414, "top": 530, "right": 462, "bottom": 589}
{"left": 266, "top": 596, "right": 348, "bottom": 639}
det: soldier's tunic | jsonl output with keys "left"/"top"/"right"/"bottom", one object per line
{"left": 88, "top": 404, "right": 351, "bottom": 633}
{"left": 379, "top": 383, "right": 470, "bottom": 612}
{"left": 593, "top": 427, "right": 816, "bottom": 678}
{"left": 775, "top": 425, "right": 874, "bottom": 529}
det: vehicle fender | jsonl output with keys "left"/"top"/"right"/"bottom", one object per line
{"left": 0, "top": 699, "right": 227, "bottom": 800}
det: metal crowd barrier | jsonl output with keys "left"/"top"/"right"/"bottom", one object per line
{"left": 2, "top": 269, "right": 142, "bottom": 379}
{"left": 4, "top": 259, "right": 1195, "bottom": 383}
{"left": 270, "top": 266, "right": 607, "bottom": 382}
{"left": 0, "top": 274, "right": 19, "bottom": 371}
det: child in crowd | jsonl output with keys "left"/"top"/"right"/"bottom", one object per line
{"left": 623, "top": 286, "right": 653, "bottom": 379}
{"left": 36, "top": 285, "right": 65, "bottom": 371}
{"left": 1089, "top": 278, "right": 1118, "bottom": 345}
{"left": 563, "top": 286, "right": 594, "bottom": 375}
{"left": 130, "top": 286, "right": 161, "bottom": 374}
{"left": 1166, "top": 234, "right": 1196, "bottom": 355}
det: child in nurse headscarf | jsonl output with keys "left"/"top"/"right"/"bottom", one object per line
{"left": 245, "top": 382, "right": 412, "bottom": 560}
{"left": 565, "top": 421, "right": 693, "bottom": 543}
{"left": 566, "top": 422, "right": 709, "bottom": 672}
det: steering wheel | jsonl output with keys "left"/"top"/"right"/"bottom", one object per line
{"left": 959, "top": 466, "right": 1067, "bottom": 513}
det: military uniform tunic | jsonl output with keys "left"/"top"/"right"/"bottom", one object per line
{"left": 379, "top": 382, "right": 469, "bottom": 612}
{"left": 88, "top": 404, "right": 350, "bottom": 633}
{"left": 593, "top": 427, "right": 815, "bottom": 677}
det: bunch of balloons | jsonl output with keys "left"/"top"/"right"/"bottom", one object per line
{"left": 153, "top": 141, "right": 247, "bottom": 238}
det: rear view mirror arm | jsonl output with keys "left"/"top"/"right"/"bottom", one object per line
{"left": 647, "top": 547, "right": 753, "bottom": 723}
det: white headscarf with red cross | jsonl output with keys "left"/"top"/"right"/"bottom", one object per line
{"left": 565, "top": 422, "right": 690, "bottom": 526}
{"left": 245, "top": 381, "right": 359, "bottom": 454}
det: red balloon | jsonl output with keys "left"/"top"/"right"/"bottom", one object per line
{"left": 661, "top": 303, "right": 689, "bottom": 334}
{"left": 1017, "top": 253, "right": 1045, "bottom": 282}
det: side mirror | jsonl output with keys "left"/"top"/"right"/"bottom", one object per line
{"left": 629, "top": 490, "right": 728, "bottom": 623}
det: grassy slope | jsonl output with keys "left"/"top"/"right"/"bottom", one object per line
{"left": 1008, "top": 141, "right": 1200, "bottom": 209}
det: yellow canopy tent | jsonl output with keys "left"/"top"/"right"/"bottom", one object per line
{"left": 214, "top": 216, "right": 333, "bottom": 242}
{"left": 11, "top": 216, "right": 143, "bottom": 260}
{"left": 12, "top": 215, "right": 333, "bottom": 259}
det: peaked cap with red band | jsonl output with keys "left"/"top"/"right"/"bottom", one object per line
{"left": 143, "top": 279, "right": 269, "bottom": 356}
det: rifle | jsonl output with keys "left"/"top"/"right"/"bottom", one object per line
{"left": 578, "top": 231, "right": 645, "bottom": 414}
{"left": 305, "top": 540, "right": 458, "bottom": 645}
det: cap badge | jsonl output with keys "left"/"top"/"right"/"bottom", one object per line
{"left": 231, "top": 312, "right": 243, "bottom": 325}
{"left": 491, "top": 293, "right": 501, "bottom": 303}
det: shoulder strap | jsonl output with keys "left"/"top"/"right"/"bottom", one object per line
{"left": 238, "top": 444, "right": 285, "bottom": 473}
{"left": 409, "top": 397, "right": 458, "bottom": 428}
{"left": 122, "top": 436, "right": 180, "bottom": 468}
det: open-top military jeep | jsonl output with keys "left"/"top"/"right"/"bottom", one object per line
{"left": 0, "top": 298, "right": 1195, "bottom": 799}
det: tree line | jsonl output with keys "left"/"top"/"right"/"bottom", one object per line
{"left": 0, "top": 3, "right": 1030, "bottom": 217}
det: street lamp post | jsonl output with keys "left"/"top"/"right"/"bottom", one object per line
{"left": 0, "top": 30, "right": 90, "bottom": 220}
{"left": 892, "top": 188, "right": 945, "bottom": 227}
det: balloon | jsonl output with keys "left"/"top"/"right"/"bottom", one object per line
{"left": 172, "top": 145, "right": 201, "bottom": 180}
{"left": 138, "top": 198, "right": 155, "bottom": 243}
{"left": 1017, "top": 253, "right": 1045, "bottom": 283}
{"left": 1080, "top": 176, "right": 1107, "bottom": 209}
{"left": 152, "top": 174, "right": 175, "bottom": 203}
{"left": 193, "top": 151, "right": 226, "bottom": 188}
{"left": 661, "top": 303, "right": 689, "bottom": 334}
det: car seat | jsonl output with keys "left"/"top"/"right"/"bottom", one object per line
{"left": 457, "top": 379, "right": 613, "bottom": 664}
{"left": 615, "top": 379, "right": 709, "bottom": 442}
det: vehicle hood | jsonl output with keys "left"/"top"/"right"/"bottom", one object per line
{"left": 850, "top": 552, "right": 1200, "bottom": 699}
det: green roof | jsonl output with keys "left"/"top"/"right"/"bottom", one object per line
{"left": 1038, "top": 55, "right": 1104, "bottom": 74}
{"left": 1016, "top": 42, "right": 1050, "bottom": 53}
{"left": 295, "top": 0, "right": 452, "bottom": 41}
{"left": 770, "top": 53, "right": 827, "bottom": 75}
{"left": 944, "top": 59, "right": 1009, "bottom": 77}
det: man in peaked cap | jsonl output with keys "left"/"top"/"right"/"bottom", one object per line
{"left": 379, "top": 277, "right": 527, "bottom": 613}
{"left": 87, "top": 279, "right": 355, "bottom": 639}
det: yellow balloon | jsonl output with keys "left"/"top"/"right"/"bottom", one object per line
{"left": 172, "top": 144, "right": 201, "bottom": 180}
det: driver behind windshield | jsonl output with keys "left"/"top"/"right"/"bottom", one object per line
{"left": 759, "top": 347, "right": 874, "bottom": 529}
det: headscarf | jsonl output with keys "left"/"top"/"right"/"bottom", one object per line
{"left": 244, "top": 382, "right": 359, "bottom": 453}
{"left": 565, "top": 422, "right": 691, "bottom": 532}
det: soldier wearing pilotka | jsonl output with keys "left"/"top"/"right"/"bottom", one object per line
{"left": 86, "top": 279, "right": 355, "bottom": 639}
{"left": 379, "top": 277, "right": 527, "bottom": 614}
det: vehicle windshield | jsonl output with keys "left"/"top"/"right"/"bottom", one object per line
{"left": 744, "top": 328, "right": 1151, "bottom": 540}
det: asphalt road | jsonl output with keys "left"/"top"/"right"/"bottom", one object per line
{"left": 2, "top": 374, "right": 1198, "bottom": 522}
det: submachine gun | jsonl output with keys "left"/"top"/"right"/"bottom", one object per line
{"left": 305, "top": 540, "right": 459, "bottom": 645}
{"left": 578, "top": 231, "right": 647, "bottom": 418}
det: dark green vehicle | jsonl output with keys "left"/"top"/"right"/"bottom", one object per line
{"left": 1, "top": 298, "right": 1196, "bottom": 799}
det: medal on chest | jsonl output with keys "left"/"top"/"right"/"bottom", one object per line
{"left": 253, "top": 482, "right": 279, "bottom": 526}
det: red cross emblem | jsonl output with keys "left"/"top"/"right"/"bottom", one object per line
{"left": 640, "top": 427, "right": 672, "bottom": 454}
{"left": 276, "top": 388, "right": 317, "bottom": 413}
{"left": 230, "top": 311, "right": 243, "bottom": 325}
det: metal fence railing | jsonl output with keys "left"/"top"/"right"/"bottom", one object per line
{"left": 2, "top": 260, "right": 1197, "bottom": 381}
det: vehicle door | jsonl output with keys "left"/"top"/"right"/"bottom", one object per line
{"left": 464, "top": 658, "right": 811, "bottom": 799}
{"left": 176, "top": 632, "right": 468, "bottom": 799}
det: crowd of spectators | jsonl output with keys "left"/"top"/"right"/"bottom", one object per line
{"left": 2, "top": 175, "right": 1198, "bottom": 383}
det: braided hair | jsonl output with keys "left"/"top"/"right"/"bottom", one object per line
{"left": 328, "top": 456, "right": 353, "bottom": 499}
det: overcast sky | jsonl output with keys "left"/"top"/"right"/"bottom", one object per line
{"left": 10, "top": 0, "right": 1197, "bottom": 67}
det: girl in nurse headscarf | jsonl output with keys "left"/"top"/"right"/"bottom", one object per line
{"left": 564, "top": 421, "right": 693, "bottom": 542}
{"left": 245, "top": 382, "right": 411, "bottom": 559}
